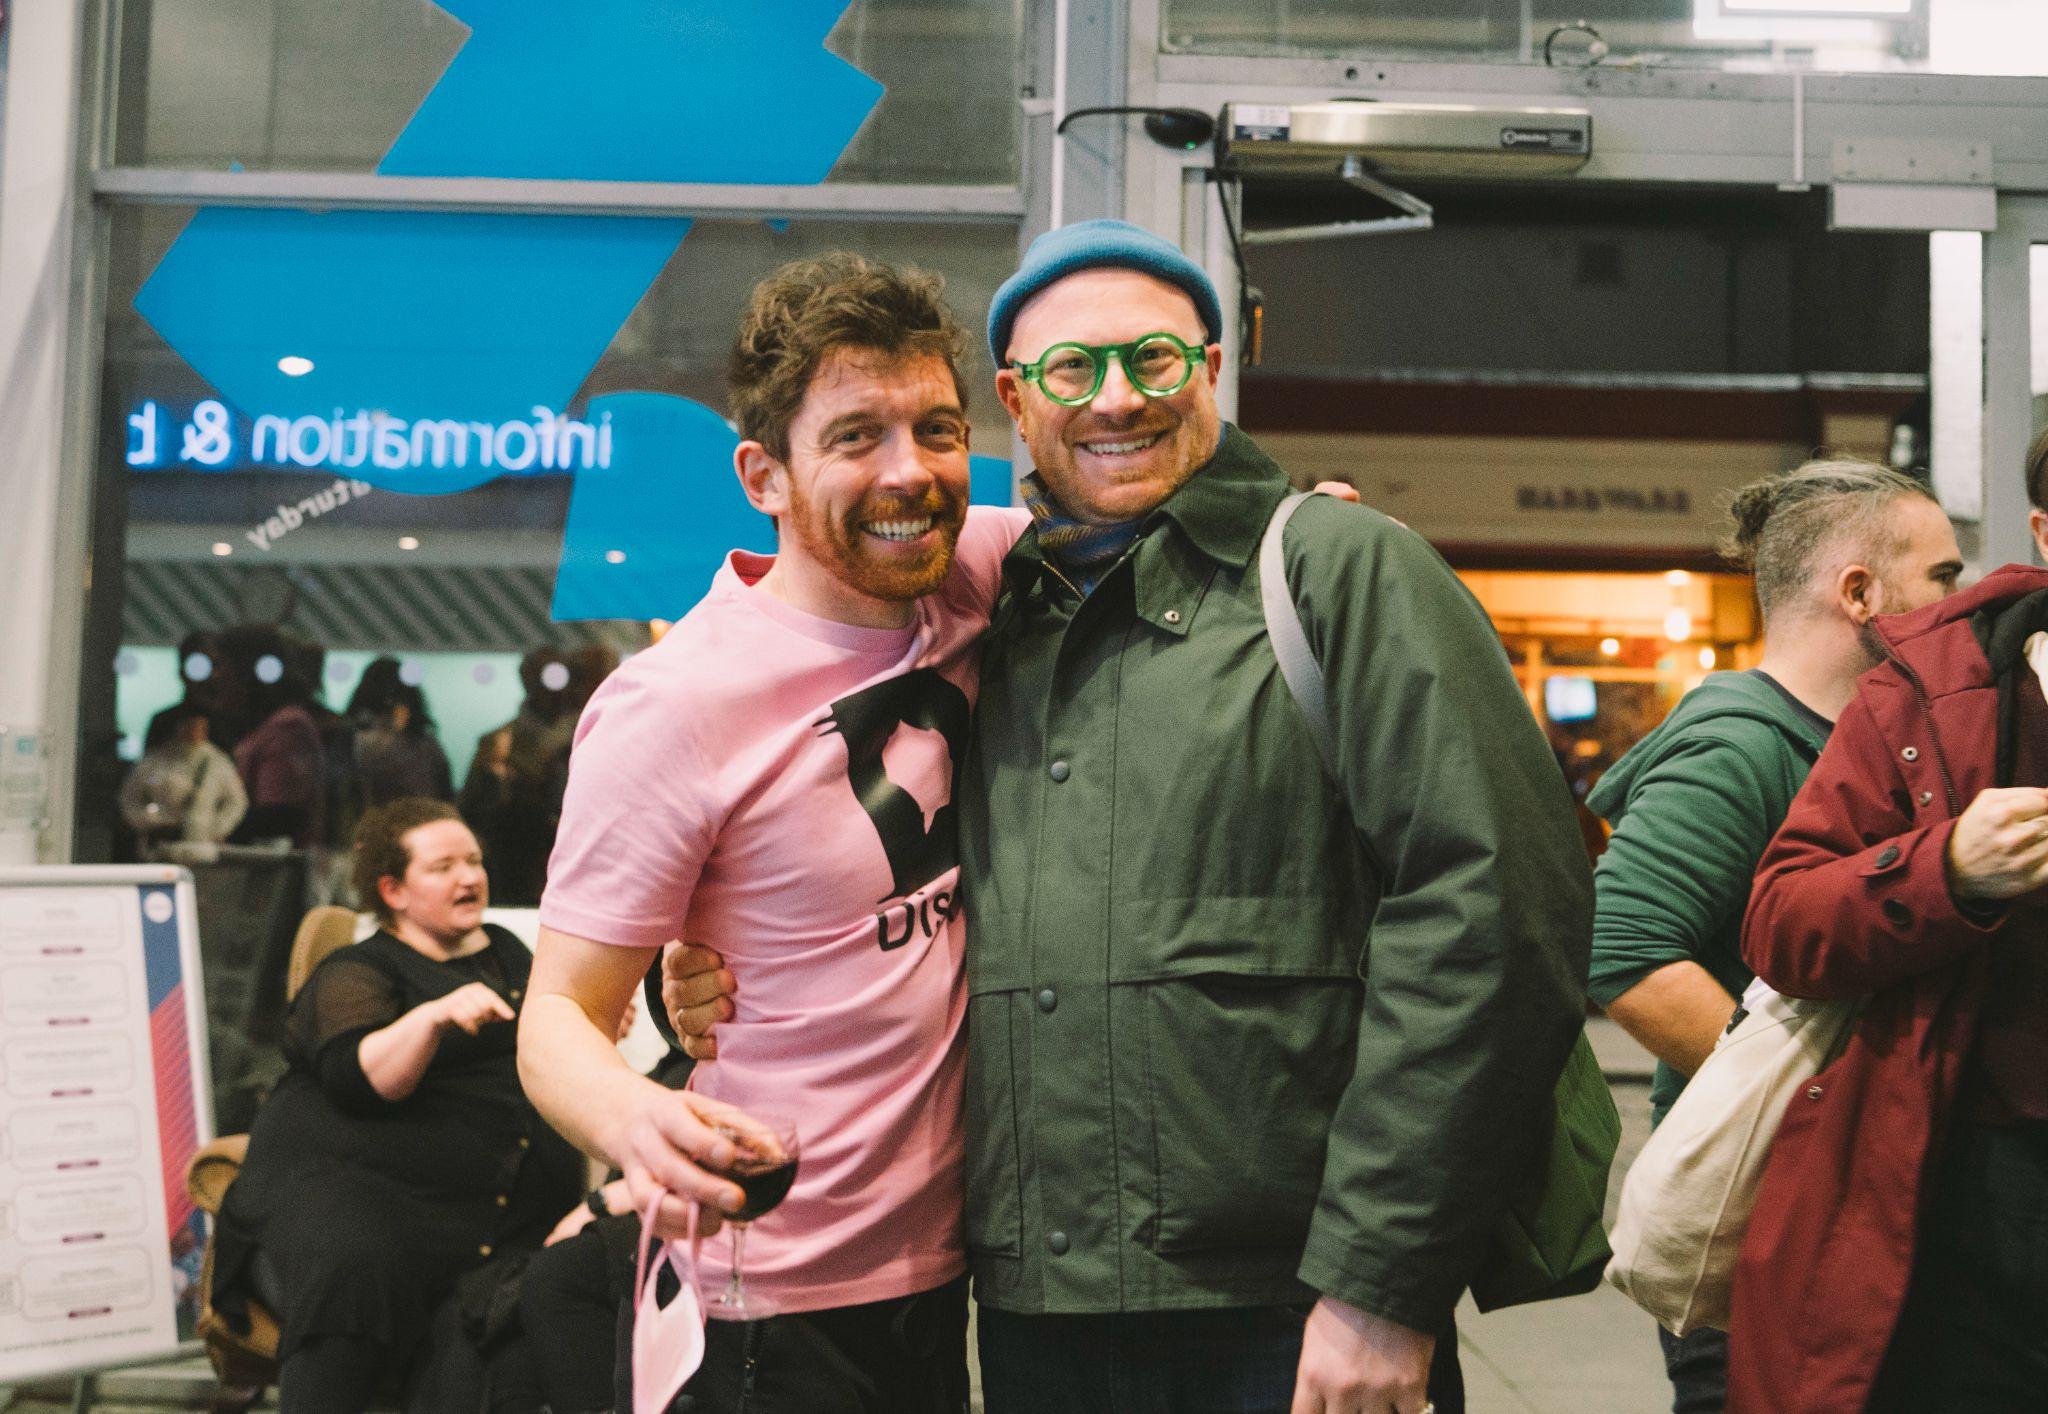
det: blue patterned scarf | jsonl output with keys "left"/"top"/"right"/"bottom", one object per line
{"left": 1020, "top": 472, "right": 1143, "bottom": 597}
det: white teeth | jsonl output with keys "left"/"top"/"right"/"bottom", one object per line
{"left": 1083, "top": 432, "right": 1163, "bottom": 456}
{"left": 864, "top": 517, "right": 932, "bottom": 542}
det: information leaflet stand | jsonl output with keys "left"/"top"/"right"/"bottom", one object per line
{"left": 0, "top": 867, "right": 214, "bottom": 1391}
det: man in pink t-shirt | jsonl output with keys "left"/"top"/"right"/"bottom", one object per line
{"left": 518, "top": 254, "right": 1026, "bottom": 1414}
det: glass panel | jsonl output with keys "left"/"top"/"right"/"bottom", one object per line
{"left": 112, "top": 0, "right": 1021, "bottom": 183}
{"left": 1242, "top": 188, "right": 1929, "bottom": 378}
{"left": 84, "top": 205, "right": 1019, "bottom": 872}
{"left": 1161, "top": 0, "right": 1933, "bottom": 72}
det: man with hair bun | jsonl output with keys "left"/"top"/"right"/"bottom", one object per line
{"left": 1587, "top": 456, "right": 1961, "bottom": 1412}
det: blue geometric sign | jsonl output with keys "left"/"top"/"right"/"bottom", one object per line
{"left": 133, "top": 2, "right": 1013, "bottom": 622}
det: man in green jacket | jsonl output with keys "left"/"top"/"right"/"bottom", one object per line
{"left": 955, "top": 220, "right": 1591, "bottom": 1414}
{"left": 1587, "top": 458, "right": 1961, "bottom": 1413}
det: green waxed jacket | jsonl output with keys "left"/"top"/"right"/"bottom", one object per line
{"left": 957, "top": 426, "right": 1593, "bottom": 1331}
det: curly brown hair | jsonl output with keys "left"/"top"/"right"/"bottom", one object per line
{"left": 353, "top": 797, "right": 466, "bottom": 924}
{"left": 727, "top": 253, "right": 967, "bottom": 462}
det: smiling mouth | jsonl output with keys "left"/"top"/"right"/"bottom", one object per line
{"left": 1079, "top": 430, "right": 1165, "bottom": 457}
{"left": 863, "top": 516, "right": 935, "bottom": 542}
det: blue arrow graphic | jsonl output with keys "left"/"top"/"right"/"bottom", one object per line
{"left": 134, "top": 2, "right": 883, "bottom": 496}
{"left": 136, "top": 2, "right": 1011, "bottom": 624}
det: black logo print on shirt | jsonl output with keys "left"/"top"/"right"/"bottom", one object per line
{"left": 816, "top": 669, "right": 971, "bottom": 950}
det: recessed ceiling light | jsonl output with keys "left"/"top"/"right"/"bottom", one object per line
{"left": 1663, "top": 569, "right": 1692, "bottom": 586}
{"left": 277, "top": 355, "right": 315, "bottom": 377}
{"left": 398, "top": 535, "right": 420, "bottom": 550}
{"left": 605, "top": 549, "right": 627, "bottom": 564}
{"left": 211, "top": 542, "right": 233, "bottom": 556}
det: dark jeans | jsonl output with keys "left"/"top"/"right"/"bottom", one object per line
{"left": 977, "top": 1304, "right": 1464, "bottom": 1414}
{"left": 1868, "top": 1121, "right": 2048, "bottom": 1413}
{"left": 621, "top": 1274, "right": 970, "bottom": 1414}
{"left": 1656, "top": 1324, "right": 1727, "bottom": 1414}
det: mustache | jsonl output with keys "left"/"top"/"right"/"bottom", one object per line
{"left": 1070, "top": 417, "right": 1173, "bottom": 441}
{"left": 851, "top": 486, "right": 963, "bottom": 525}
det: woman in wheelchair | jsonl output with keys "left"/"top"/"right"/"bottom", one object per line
{"left": 210, "top": 797, "right": 583, "bottom": 1411}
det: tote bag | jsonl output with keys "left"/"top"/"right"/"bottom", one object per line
{"left": 1604, "top": 974, "right": 1860, "bottom": 1334}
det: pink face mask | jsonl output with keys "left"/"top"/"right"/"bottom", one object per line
{"left": 632, "top": 1192, "right": 706, "bottom": 1414}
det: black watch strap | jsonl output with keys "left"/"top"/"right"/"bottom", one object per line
{"left": 585, "top": 1188, "right": 610, "bottom": 1220}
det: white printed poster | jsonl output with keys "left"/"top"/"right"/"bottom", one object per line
{"left": 0, "top": 867, "right": 212, "bottom": 1382}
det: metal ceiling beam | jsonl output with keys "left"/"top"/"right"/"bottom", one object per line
{"left": 93, "top": 169, "right": 1027, "bottom": 223}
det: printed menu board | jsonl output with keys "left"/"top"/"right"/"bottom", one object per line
{"left": 0, "top": 867, "right": 212, "bottom": 1382}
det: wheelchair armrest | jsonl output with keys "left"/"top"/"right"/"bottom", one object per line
{"left": 187, "top": 1134, "right": 250, "bottom": 1215}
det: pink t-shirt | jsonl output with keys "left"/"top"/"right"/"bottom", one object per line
{"left": 540, "top": 505, "right": 1028, "bottom": 1313}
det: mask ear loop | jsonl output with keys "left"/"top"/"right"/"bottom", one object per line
{"left": 631, "top": 1190, "right": 708, "bottom": 1414}
{"left": 634, "top": 1190, "right": 704, "bottom": 1312}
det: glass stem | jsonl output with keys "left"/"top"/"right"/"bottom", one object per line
{"left": 724, "top": 1222, "right": 749, "bottom": 1309}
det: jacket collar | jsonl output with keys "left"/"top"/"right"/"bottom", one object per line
{"left": 1147, "top": 424, "right": 1294, "bottom": 571}
{"left": 1862, "top": 565, "right": 2048, "bottom": 706}
{"left": 1873, "top": 565, "right": 2048, "bottom": 655}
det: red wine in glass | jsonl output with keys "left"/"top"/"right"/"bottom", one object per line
{"left": 707, "top": 1113, "right": 799, "bottom": 1321}
{"left": 730, "top": 1151, "right": 799, "bottom": 1222}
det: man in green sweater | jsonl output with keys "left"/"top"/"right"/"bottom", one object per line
{"left": 1588, "top": 458, "right": 1962, "bottom": 1413}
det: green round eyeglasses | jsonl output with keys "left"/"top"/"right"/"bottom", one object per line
{"left": 1010, "top": 331, "right": 1207, "bottom": 407}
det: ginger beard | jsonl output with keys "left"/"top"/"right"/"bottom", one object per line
{"left": 783, "top": 475, "right": 966, "bottom": 603}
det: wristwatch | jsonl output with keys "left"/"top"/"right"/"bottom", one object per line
{"left": 584, "top": 1188, "right": 610, "bottom": 1220}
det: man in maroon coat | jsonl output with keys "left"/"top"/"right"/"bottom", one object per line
{"left": 1734, "top": 525, "right": 2048, "bottom": 1411}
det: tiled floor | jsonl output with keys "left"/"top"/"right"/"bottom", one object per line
{"left": 2, "top": 1024, "right": 1671, "bottom": 1414}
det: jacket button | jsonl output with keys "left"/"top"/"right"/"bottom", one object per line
{"left": 1047, "top": 1231, "right": 1070, "bottom": 1255}
{"left": 1883, "top": 899, "right": 1913, "bottom": 927}
{"left": 478, "top": 1244, "right": 493, "bottom": 1258}
{"left": 1037, "top": 988, "right": 1057, "bottom": 1014}
{"left": 1918, "top": 791, "right": 1933, "bottom": 806}
{"left": 1048, "top": 760, "right": 1071, "bottom": 782}
{"left": 1163, "top": 609, "right": 1182, "bottom": 624}
{"left": 1901, "top": 747, "right": 1919, "bottom": 762}
{"left": 1806, "top": 1085, "right": 1824, "bottom": 1101}
{"left": 1875, "top": 845, "right": 1901, "bottom": 869}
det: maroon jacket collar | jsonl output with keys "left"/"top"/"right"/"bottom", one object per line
{"left": 1866, "top": 565, "right": 2048, "bottom": 693}
{"left": 1873, "top": 564, "right": 2048, "bottom": 653}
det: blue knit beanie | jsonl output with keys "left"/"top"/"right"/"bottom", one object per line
{"left": 987, "top": 219, "right": 1224, "bottom": 364}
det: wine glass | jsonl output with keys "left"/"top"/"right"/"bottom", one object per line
{"left": 705, "top": 1112, "right": 800, "bottom": 1320}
